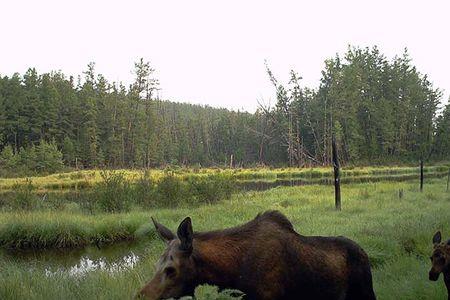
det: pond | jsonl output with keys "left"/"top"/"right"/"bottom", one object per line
{"left": 0, "top": 240, "right": 151, "bottom": 277}
{"left": 236, "top": 171, "right": 448, "bottom": 191}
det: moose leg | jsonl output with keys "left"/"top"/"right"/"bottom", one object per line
{"left": 345, "top": 263, "right": 376, "bottom": 300}
{"left": 444, "top": 273, "right": 450, "bottom": 300}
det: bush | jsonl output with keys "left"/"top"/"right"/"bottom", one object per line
{"left": 129, "top": 172, "right": 237, "bottom": 208}
{"left": 94, "top": 171, "right": 133, "bottom": 213}
{"left": 154, "top": 172, "right": 189, "bottom": 207}
{"left": 188, "top": 174, "right": 235, "bottom": 204}
{"left": 190, "top": 285, "right": 244, "bottom": 300}
{"left": 133, "top": 170, "right": 157, "bottom": 207}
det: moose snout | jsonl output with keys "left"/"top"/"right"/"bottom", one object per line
{"left": 429, "top": 270, "right": 440, "bottom": 281}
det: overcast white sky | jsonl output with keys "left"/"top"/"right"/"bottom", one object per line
{"left": 1, "top": 0, "right": 449, "bottom": 112}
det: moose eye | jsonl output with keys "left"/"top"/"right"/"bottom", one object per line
{"left": 165, "top": 267, "right": 176, "bottom": 277}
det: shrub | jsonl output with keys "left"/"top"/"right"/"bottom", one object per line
{"left": 188, "top": 174, "right": 235, "bottom": 204}
{"left": 94, "top": 171, "right": 133, "bottom": 213}
{"left": 154, "top": 172, "right": 189, "bottom": 207}
{"left": 191, "top": 285, "right": 244, "bottom": 300}
{"left": 133, "top": 170, "right": 157, "bottom": 207}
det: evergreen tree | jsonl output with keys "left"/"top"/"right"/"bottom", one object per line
{"left": 0, "top": 47, "right": 446, "bottom": 172}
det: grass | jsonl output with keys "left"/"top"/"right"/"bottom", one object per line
{"left": 0, "top": 164, "right": 448, "bottom": 192}
{"left": 0, "top": 212, "right": 151, "bottom": 248}
{"left": 0, "top": 178, "right": 450, "bottom": 299}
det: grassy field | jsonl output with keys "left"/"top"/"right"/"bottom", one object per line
{"left": 0, "top": 177, "right": 449, "bottom": 299}
{"left": 0, "top": 164, "right": 448, "bottom": 192}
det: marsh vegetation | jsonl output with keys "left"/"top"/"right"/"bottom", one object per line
{"left": 0, "top": 170, "right": 449, "bottom": 299}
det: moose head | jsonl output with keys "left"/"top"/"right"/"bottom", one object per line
{"left": 138, "top": 217, "right": 196, "bottom": 300}
{"left": 429, "top": 231, "right": 450, "bottom": 281}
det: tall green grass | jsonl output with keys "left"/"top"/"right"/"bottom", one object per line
{"left": 0, "top": 212, "right": 152, "bottom": 248}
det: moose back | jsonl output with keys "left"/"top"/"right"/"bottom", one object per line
{"left": 138, "top": 211, "right": 376, "bottom": 300}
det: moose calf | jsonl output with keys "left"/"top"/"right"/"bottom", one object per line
{"left": 138, "top": 210, "right": 376, "bottom": 300}
{"left": 429, "top": 231, "right": 450, "bottom": 299}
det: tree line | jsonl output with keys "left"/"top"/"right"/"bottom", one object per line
{"left": 264, "top": 46, "right": 449, "bottom": 166}
{"left": 0, "top": 46, "right": 449, "bottom": 173}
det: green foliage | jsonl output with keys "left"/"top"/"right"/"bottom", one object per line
{"left": 133, "top": 170, "right": 156, "bottom": 207}
{"left": 1, "top": 48, "right": 445, "bottom": 172}
{"left": 187, "top": 173, "right": 235, "bottom": 204}
{"left": 0, "top": 145, "right": 15, "bottom": 168}
{"left": 34, "top": 140, "right": 64, "bottom": 173}
{"left": 0, "top": 140, "right": 64, "bottom": 176}
{"left": 434, "top": 100, "right": 450, "bottom": 158}
{"left": 154, "top": 172, "right": 188, "bottom": 207}
{"left": 62, "top": 136, "right": 76, "bottom": 166}
{"left": 0, "top": 211, "right": 147, "bottom": 249}
{"left": 191, "top": 285, "right": 244, "bottom": 300}
{"left": 266, "top": 46, "right": 444, "bottom": 165}
{"left": 79, "top": 170, "right": 237, "bottom": 212}
{"left": 95, "top": 171, "right": 133, "bottom": 213}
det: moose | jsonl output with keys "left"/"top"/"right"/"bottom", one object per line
{"left": 429, "top": 231, "right": 450, "bottom": 299}
{"left": 138, "top": 210, "right": 376, "bottom": 300}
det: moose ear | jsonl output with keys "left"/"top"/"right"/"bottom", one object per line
{"left": 433, "top": 231, "right": 442, "bottom": 244}
{"left": 152, "top": 217, "right": 175, "bottom": 243}
{"left": 177, "top": 217, "right": 193, "bottom": 253}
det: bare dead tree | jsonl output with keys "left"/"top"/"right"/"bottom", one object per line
{"left": 256, "top": 100, "right": 322, "bottom": 166}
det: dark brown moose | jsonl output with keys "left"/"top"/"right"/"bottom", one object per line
{"left": 138, "top": 210, "right": 376, "bottom": 300}
{"left": 429, "top": 231, "right": 450, "bottom": 299}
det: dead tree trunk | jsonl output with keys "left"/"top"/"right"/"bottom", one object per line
{"left": 420, "top": 158, "right": 424, "bottom": 192}
{"left": 332, "top": 135, "right": 341, "bottom": 211}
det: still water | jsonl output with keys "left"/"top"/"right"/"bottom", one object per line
{"left": 1, "top": 240, "right": 150, "bottom": 277}
{"left": 237, "top": 171, "right": 447, "bottom": 191}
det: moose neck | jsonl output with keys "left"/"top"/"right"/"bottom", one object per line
{"left": 192, "top": 237, "right": 243, "bottom": 288}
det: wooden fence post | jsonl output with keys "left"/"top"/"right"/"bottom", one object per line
{"left": 446, "top": 168, "right": 450, "bottom": 192}
{"left": 420, "top": 159, "right": 424, "bottom": 192}
{"left": 332, "top": 135, "right": 341, "bottom": 211}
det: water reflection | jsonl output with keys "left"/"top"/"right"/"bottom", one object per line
{"left": 236, "top": 172, "right": 448, "bottom": 191}
{"left": 44, "top": 252, "right": 139, "bottom": 277}
{"left": 1, "top": 240, "right": 148, "bottom": 277}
